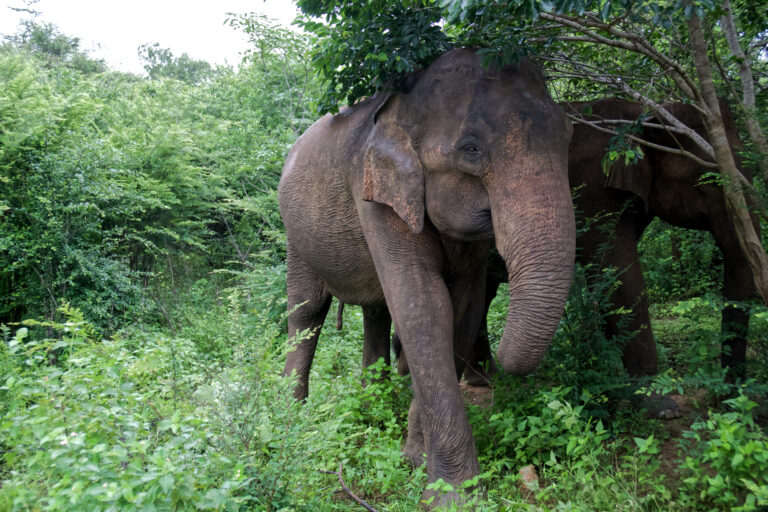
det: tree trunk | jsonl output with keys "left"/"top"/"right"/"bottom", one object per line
{"left": 720, "top": 0, "right": 768, "bottom": 181}
{"left": 687, "top": 13, "right": 768, "bottom": 306}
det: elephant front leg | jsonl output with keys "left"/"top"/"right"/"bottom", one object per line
{"left": 463, "top": 257, "right": 505, "bottom": 386}
{"left": 582, "top": 220, "right": 658, "bottom": 376}
{"left": 397, "top": 302, "right": 480, "bottom": 506}
{"left": 462, "top": 317, "right": 499, "bottom": 386}
{"left": 442, "top": 238, "right": 491, "bottom": 381}
{"left": 360, "top": 206, "right": 479, "bottom": 505}
{"left": 390, "top": 280, "right": 479, "bottom": 490}
{"left": 612, "top": 254, "right": 657, "bottom": 377}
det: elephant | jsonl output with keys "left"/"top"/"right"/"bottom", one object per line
{"left": 278, "top": 48, "right": 575, "bottom": 504}
{"left": 461, "top": 98, "right": 758, "bottom": 387}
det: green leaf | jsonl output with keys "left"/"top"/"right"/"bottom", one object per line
{"left": 159, "top": 474, "right": 174, "bottom": 494}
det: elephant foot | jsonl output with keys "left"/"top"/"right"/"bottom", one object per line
{"left": 462, "top": 358, "right": 500, "bottom": 387}
{"left": 638, "top": 392, "right": 684, "bottom": 420}
{"left": 421, "top": 487, "right": 468, "bottom": 510}
{"left": 403, "top": 446, "right": 425, "bottom": 469}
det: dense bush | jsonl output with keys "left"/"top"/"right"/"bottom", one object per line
{"left": 0, "top": 19, "right": 314, "bottom": 328}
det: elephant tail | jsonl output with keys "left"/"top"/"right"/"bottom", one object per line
{"left": 336, "top": 301, "right": 345, "bottom": 330}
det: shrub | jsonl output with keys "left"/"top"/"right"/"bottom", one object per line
{"left": 678, "top": 392, "right": 768, "bottom": 511}
{"left": 0, "top": 304, "right": 242, "bottom": 510}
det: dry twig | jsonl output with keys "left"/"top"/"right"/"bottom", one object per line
{"left": 319, "top": 463, "right": 380, "bottom": 512}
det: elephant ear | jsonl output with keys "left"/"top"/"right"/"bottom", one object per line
{"left": 362, "top": 96, "right": 425, "bottom": 234}
{"left": 605, "top": 157, "right": 654, "bottom": 213}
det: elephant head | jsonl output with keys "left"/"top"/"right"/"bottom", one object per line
{"left": 362, "top": 49, "right": 576, "bottom": 374}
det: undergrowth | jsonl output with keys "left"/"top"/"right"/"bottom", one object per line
{"left": 2, "top": 272, "right": 766, "bottom": 511}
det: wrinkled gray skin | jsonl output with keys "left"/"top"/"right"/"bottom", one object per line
{"left": 278, "top": 49, "right": 575, "bottom": 504}
{"left": 464, "top": 98, "right": 758, "bottom": 386}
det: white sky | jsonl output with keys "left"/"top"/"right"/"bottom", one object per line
{"left": 0, "top": 0, "right": 302, "bottom": 73}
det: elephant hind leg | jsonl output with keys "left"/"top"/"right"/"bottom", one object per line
{"left": 283, "top": 243, "right": 332, "bottom": 400}
{"left": 714, "top": 223, "right": 755, "bottom": 381}
{"left": 463, "top": 264, "right": 504, "bottom": 386}
{"left": 462, "top": 318, "right": 499, "bottom": 386}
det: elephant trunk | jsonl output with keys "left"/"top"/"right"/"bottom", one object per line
{"left": 489, "top": 169, "right": 576, "bottom": 375}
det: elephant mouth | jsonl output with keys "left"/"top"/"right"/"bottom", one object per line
{"left": 469, "top": 209, "right": 494, "bottom": 239}
{"left": 441, "top": 209, "right": 494, "bottom": 241}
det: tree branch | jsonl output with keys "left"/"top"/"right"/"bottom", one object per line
{"left": 539, "top": 12, "right": 700, "bottom": 99}
{"left": 549, "top": 59, "right": 716, "bottom": 158}
{"left": 565, "top": 113, "right": 719, "bottom": 168}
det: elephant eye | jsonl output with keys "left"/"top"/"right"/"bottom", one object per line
{"left": 456, "top": 139, "right": 486, "bottom": 171}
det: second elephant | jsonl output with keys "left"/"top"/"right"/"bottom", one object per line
{"left": 463, "top": 98, "right": 757, "bottom": 384}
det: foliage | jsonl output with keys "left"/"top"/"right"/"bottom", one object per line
{"left": 463, "top": 381, "right": 671, "bottom": 510}
{"left": 545, "top": 261, "right": 635, "bottom": 418}
{"left": 647, "top": 295, "right": 768, "bottom": 399}
{"left": 2, "top": 20, "right": 106, "bottom": 74}
{"left": 678, "top": 393, "right": 768, "bottom": 511}
{"left": 0, "top": 304, "right": 242, "bottom": 510}
{"left": 640, "top": 219, "right": 723, "bottom": 302}
{"left": 138, "top": 43, "right": 214, "bottom": 84}
{"left": 0, "top": 296, "right": 425, "bottom": 511}
{"left": 4, "top": 287, "right": 766, "bottom": 510}
{"left": 225, "top": 13, "right": 322, "bottom": 134}
{"left": 295, "top": 0, "right": 451, "bottom": 113}
{"left": 0, "top": 19, "right": 316, "bottom": 328}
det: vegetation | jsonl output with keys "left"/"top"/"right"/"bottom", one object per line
{"left": 1, "top": 5, "right": 767, "bottom": 512}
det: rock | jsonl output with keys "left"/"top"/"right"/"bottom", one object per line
{"left": 518, "top": 464, "right": 539, "bottom": 494}
{"left": 640, "top": 392, "right": 686, "bottom": 420}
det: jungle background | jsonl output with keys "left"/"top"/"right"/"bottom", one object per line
{"left": 1, "top": 1, "right": 768, "bottom": 510}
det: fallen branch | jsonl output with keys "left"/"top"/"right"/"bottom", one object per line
{"left": 319, "top": 463, "right": 379, "bottom": 512}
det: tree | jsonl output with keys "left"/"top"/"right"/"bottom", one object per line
{"left": 138, "top": 43, "right": 213, "bottom": 84}
{"left": 295, "top": 0, "right": 768, "bottom": 305}
{"left": 225, "top": 13, "right": 322, "bottom": 134}
{"left": 2, "top": 20, "right": 106, "bottom": 73}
